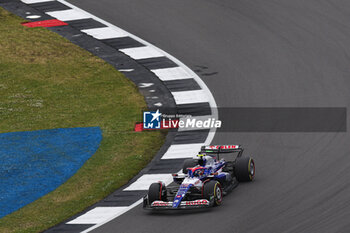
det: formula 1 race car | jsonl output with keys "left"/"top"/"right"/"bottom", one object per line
{"left": 143, "top": 145, "right": 255, "bottom": 210}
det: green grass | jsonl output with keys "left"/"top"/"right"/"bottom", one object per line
{"left": 0, "top": 8, "right": 166, "bottom": 233}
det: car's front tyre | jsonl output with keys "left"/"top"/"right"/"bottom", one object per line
{"left": 148, "top": 182, "right": 167, "bottom": 204}
{"left": 202, "top": 180, "right": 223, "bottom": 206}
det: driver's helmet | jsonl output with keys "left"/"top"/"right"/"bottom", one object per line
{"left": 197, "top": 153, "right": 206, "bottom": 166}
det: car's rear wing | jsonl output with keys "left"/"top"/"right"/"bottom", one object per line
{"left": 200, "top": 145, "right": 243, "bottom": 158}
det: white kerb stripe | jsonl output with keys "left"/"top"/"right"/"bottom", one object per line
{"left": 67, "top": 207, "right": 127, "bottom": 224}
{"left": 81, "top": 27, "right": 128, "bottom": 40}
{"left": 46, "top": 9, "right": 90, "bottom": 21}
{"left": 123, "top": 174, "right": 173, "bottom": 191}
{"left": 161, "top": 143, "right": 203, "bottom": 159}
{"left": 171, "top": 90, "right": 209, "bottom": 105}
{"left": 21, "top": 0, "right": 54, "bottom": 3}
{"left": 151, "top": 67, "right": 194, "bottom": 81}
{"left": 119, "top": 46, "right": 163, "bottom": 60}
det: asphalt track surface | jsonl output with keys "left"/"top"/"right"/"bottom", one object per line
{"left": 67, "top": 0, "right": 350, "bottom": 232}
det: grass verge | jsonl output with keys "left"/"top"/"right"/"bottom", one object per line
{"left": 0, "top": 8, "right": 166, "bottom": 233}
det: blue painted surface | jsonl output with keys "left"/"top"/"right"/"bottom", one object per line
{"left": 0, "top": 127, "right": 102, "bottom": 218}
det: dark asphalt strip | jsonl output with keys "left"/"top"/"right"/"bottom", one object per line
{"left": 29, "top": 1, "right": 70, "bottom": 12}
{"left": 64, "top": 18, "right": 106, "bottom": 30}
{"left": 137, "top": 57, "right": 178, "bottom": 70}
{"left": 163, "top": 79, "right": 202, "bottom": 92}
{"left": 101, "top": 37, "right": 145, "bottom": 50}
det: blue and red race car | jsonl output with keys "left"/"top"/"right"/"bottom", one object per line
{"left": 143, "top": 145, "right": 255, "bottom": 209}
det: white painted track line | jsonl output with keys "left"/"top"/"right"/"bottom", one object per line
{"left": 161, "top": 143, "right": 203, "bottom": 159}
{"left": 171, "top": 90, "right": 209, "bottom": 105}
{"left": 21, "top": 0, "right": 53, "bottom": 4}
{"left": 123, "top": 174, "right": 173, "bottom": 191}
{"left": 46, "top": 9, "right": 90, "bottom": 21}
{"left": 81, "top": 27, "right": 128, "bottom": 40}
{"left": 67, "top": 207, "right": 128, "bottom": 224}
{"left": 151, "top": 67, "right": 194, "bottom": 81}
{"left": 119, "top": 46, "right": 164, "bottom": 60}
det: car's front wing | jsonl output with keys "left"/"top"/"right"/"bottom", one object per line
{"left": 143, "top": 196, "right": 213, "bottom": 210}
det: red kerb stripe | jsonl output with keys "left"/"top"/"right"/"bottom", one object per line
{"left": 22, "top": 19, "right": 68, "bottom": 28}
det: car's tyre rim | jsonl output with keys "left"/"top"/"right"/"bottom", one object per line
{"left": 214, "top": 183, "right": 223, "bottom": 205}
{"left": 248, "top": 158, "right": 255, "bottom": 180}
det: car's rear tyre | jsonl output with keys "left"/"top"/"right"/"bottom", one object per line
{"left": 202, "top": 180, "right": 223, "bottom": 206}
{"left": 182, "top": 159, "right": 198, "bottom": 174}
{"left": 148, "top": 182, "right": 167, "bottom": 204}
{"left": 235, "top": 157, "right": 255, "bottom": 182}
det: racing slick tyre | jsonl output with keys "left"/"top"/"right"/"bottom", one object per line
{"left": 202, "top": 180, "right": 223, "bottom": 206}
{"left": 148, "top": 182, "right": 167, "bottom": 204}
{"left": 182, "top": 159, "right": 198, "bottom": 174}
{"left": 235, "top": 157, "right": 255, "bottom": 182}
